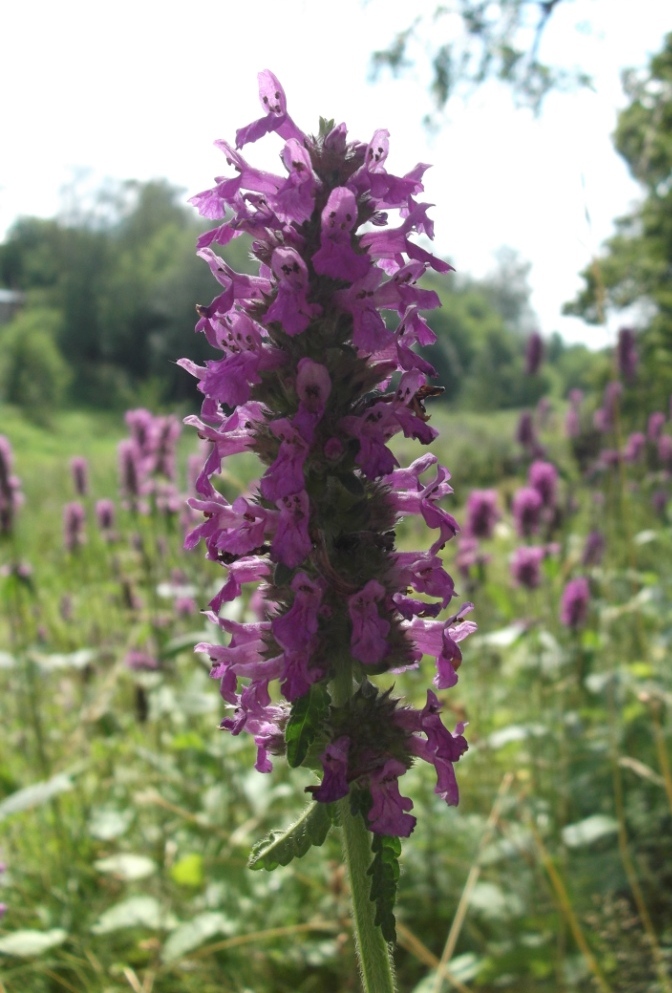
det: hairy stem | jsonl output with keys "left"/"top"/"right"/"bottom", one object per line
{"left": 332, "top": 660, "right": 396, "bottom": 993}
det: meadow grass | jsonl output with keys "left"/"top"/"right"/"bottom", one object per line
{"left": 0, "top": 399, "right": 671, "bottom": 992}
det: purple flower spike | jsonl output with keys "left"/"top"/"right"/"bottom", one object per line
{"left": 560, "top": 577, "right": 590, "bottom": 629}
{"left": 183, "top": 72, "right": 475, "bottom": 838}
{"left": 525, "top": 331, "right": 544, "bottom": 375}
{"left": 465, "top": 489, "right": 499, "bottom": 540}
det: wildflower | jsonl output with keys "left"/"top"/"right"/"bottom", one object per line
{"left": 616, "top": 327, "right": 638, "bottom": 383}
{"left": 560, "top": 577, "right": 590, "bottom": 629}
{"left": 70, "top": 456, "right": 89, "bottom": 496}
{"left": 582, "top": 530, "right": 605, "bottom": 567}
{"left": 594, "top": 382, "right": 622, "bottom": 434}
{"left": 95, "top": 498, "right": 116, "bottom": 540}
{"left": 510, "top": 545, "right": 546, "bottom": 588}
{"left": 512, "top": 486, "right": 543, "bottom": 538}
{"left": 465, "top": 489, "right": 499, "bottom": 539}
{"left": 528, "top": 460, "right": 558, "bottom": 509}
{"left": 125, "top": 650, "right": 160, "bottom": 671}
{"left": 184, "top": 72, "right": 473, "bottom": 837}
{"left": 525, "top": 331, "right": 544, "bottom": 375}
{"left": 648, "top": 411, "right": 666, "bottom": 442}
{"left": 63, "top": 501, "right": 86, "bottom": 552}
{"left": 623, "top": 432, "right": 646, "bottom": 463}
{"left": 0, "top": 435, "right": 24, "bottom": 536}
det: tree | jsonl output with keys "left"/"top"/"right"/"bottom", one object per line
{"left": 369, "top": 0, "right": 590, "bottom": 118}
{"left": 565, "top": 33, "right": 672, "bottom": 404}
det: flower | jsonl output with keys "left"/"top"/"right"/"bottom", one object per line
{"left": 512, "top": 486, "right": 543, "bottom": 538}
{"left": 560, "top": 577, "right": 590, "bottom": 629}
{"left": 70, "top": 456, "right": 89, "bottom": 496}
{"left": 63, "top": 502, "right": 86, "bottom": 552}
{"left": 0, "top": 435, "right": 24, "bottom": 536}
{"left": 525, "top": 331, "right": 544, "bottom": 375}
{"left": 616, "top": 327, "right": 638, "bottom": 383}
{"left": 184, "top": 72, "right": 473, "bottom": 837}
{"left": 465, "top": 489, "right": 499, "bottom": 540}
{"left": 510, "top": 545, "right": 546, "bottom": 589}
{"left": 527, "top": 460, "right": 558, "bottom": 509}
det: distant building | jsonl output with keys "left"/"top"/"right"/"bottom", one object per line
{"left": 0, "top": 289, "right": 24, "bottom": 324}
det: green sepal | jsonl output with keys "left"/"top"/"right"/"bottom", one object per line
{"left": 286, "top": 685, "right": 331, "bottom": 768}
{"left": 367, "top": 833, "right": 401, "bottom": 944}
{"left": 248, "top": 801, "right": 335, "bottom": 871}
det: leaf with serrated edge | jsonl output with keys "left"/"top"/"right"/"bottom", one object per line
{"left": 249, "top": 801, "right": 333, "bottom": 871}
{"left": 367, "top": 834, "right": 401, "bottom": 943}
{"left": 285, "top": 686, "right": 329, "bottom": 768}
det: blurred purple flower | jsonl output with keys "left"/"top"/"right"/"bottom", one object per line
{"left": 465, "top": 489, "right": 499, "bottom": 540}
{"left": 70, "top": 456, "right": 89, "bottom": 496}
{"left": 510, "top": 545, "right": 546, "bottom": 589}
{"left": 0, "top": 435, "right": 24, "bottom": 536}
{"left": 525, "top": 331, "right": 544, "bottom": 375}
{"left": 648, "top": 411, "right": 666, "bottom": 442}
{"left": 528, "top": 460, "right": 558, "bottom": 509}
{"left": 616, "top": 327, "right": 638, "bottom": 383}
{"left": 582, "top": 530, "right": 605, "bottom": 567}
{"left": 63, "top": 502, "right": 86, "bottom": 553}
{"left": 512, "top": 486, "right": 543, "bottom": 538}
{"left": 560, "top": 577, "right": 590, "bottom": 629}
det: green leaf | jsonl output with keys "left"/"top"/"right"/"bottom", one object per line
{"left": 367, "top": 833, "right": 401, "bottom": 943}
{"left": 88, "top": 806, "right": 134, "bottom": 841}
{"left": 0, "top": 772, "right": 73, "bottom": 820}
{"left": 91, "top": 896, "right": 176, "bottom": 934}
{"left": 170, "top": 853, "right": 205, "bottom": 888}
{"left": 285, "top": 685, "right": 330, "bottom": 768}
{"left": 94, "top": 854, "right": 157, "bottom": 880}
{"left": 0, "top": 929, "right": 68, "bottom": 957}
{"left": 249, "top": 801, "right": 334, "bottom": 871}
{"left": 162, "top": 912, "right": 235, "bottom": 963}
{"left": 562, "top": 814, "right": 618, "bottom": 848}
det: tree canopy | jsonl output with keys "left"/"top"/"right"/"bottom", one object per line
{"left": 565, "top": 32, "right": 672, "bottom": 405}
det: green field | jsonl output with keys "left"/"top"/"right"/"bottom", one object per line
{"left": 1, "top": 398, "right": 671, "bottom": 993}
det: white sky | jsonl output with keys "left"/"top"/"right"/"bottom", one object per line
{"left": 1, "top": 0, "right": 669, "bottom": 348}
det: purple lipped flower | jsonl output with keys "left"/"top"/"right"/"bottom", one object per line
{"left": 348, "top": 580, "right": 390, "bottom": 665}
{"left": 182, "top": 72, "right": 475, "bottom": 838}
{"left": 560, "top": 577, "right": 590, "bottom": 629}
{"left": 465, "top": 488, "right": 499, "bottom": 539}
{"left": 367, "top": 759, "right": 416, "bottom": 837}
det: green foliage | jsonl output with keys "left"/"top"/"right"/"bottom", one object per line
{"left": 286, "top": 684, "right": 331, "bottom": 768}
{"left": 0, "top": 307, "right": 70, "bottom": 423}
{"left": 367, "top": 833, "right": 401, "bottom": 943}
{"left": 566, "top": 33, "right": 672, "bottom": 407}
{"left": 249, "top": 801, "right": 336, "bottom": 871}
{"left": 1, "top": 400, "right": 672, "bottom": 991}
{"left": 370, "top": 0, "right": 591, "bottom": 118}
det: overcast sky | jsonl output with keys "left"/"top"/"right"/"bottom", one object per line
{"left": 1, "top": 0, "right": 669, "bottom": 348}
